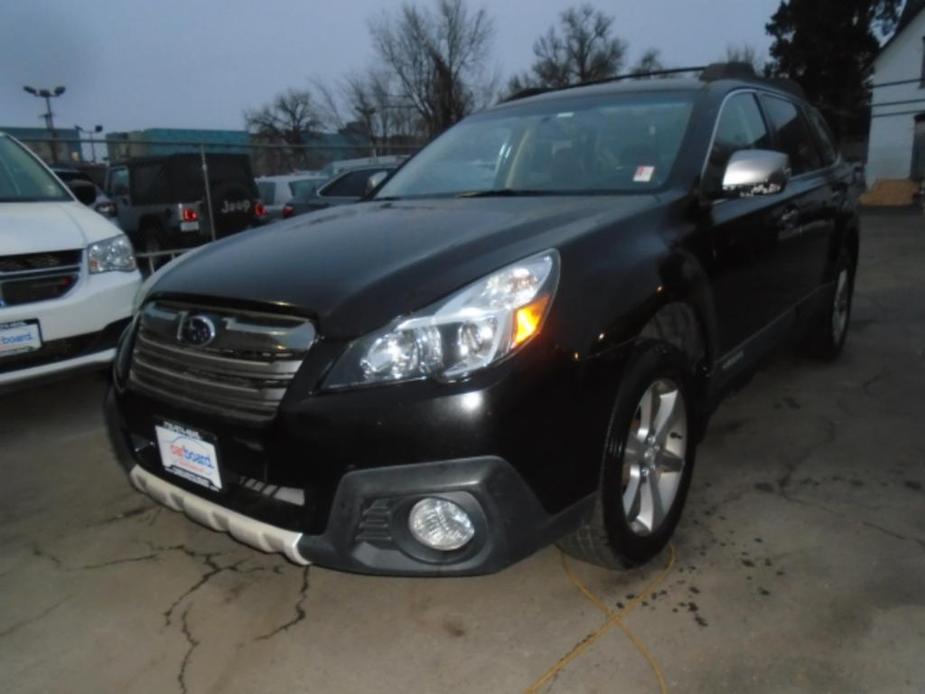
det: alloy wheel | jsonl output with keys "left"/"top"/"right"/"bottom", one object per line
{"left": 832, "top": 268, "right": 850, "bottom": 344}
{"left": 620, "top": 378, "right": 688, "bottom": 536}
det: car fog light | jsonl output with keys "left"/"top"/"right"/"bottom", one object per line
{"left": 408, "top": 498, "right": 475, "bottom": 551}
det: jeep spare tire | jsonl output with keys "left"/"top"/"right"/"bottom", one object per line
{"left": 209, "top": 181, "right": 253, "bottom": 238}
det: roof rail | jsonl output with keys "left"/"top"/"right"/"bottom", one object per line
{"left": 767, "top": 77, "right": 806, "bottom": 99}
{"left": 502, "top": 66, "right": 707, "bottom": 102}
{"left": 576, "top": 65, "right": 708, "bottom": 89}
{"left": 504, "top": 87, "right": 552, "bottom": 102}
{"left": 700, "top": 62, "right": 757, "bottom": 81}
{"left": 502, "top": 62, "right": 807, "bottom": 103}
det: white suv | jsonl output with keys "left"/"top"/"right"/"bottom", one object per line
{"left": 0, "top": 133, "right": 141, "bottom": 388}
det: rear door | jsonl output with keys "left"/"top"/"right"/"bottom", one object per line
{"left": 758, "top": 94, "right": 835, "bottom": 311}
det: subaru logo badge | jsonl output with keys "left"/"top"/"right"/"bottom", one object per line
{"left": 179, "top": 314, "right": 217, "bottom": 347}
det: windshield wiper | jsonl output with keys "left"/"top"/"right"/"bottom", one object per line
{"left": 455, "top": 189, "right": 561, "bottom": 198}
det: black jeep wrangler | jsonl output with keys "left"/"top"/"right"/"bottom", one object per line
{"left": 107, "top": 64, "right": 859, "bottom": 576}
{"left": 104, "top": 153, "right": 266, "bottom": 260}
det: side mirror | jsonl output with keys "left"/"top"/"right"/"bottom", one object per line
{"left": 68, "top": 179, "right": 98, "bottom": 206}
{"left": 366, "top": 171, "right": 388, "bottom": 195}
{"left": 720, "top": 150, "right": 790, "bottom": 199}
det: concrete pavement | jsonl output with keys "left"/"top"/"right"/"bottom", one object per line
{"left": 1, "top": 211, "right": 923, "bottom": 693}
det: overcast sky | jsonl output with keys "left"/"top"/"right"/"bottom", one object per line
{"left": 1, "top": 0, "right": 781, "bottom": 135}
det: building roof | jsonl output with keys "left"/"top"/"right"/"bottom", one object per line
{"left": 877, "top": 0, "right": 925, "bottom": 58}
{"left": 898, "top": 0, "right": 925, "bottom": 33}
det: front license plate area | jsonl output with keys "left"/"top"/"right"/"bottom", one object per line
{"left": 0, "top": 320, "right": 42, "bottom": 358}
{"left": 155, "top": 421, "right": 222, "bottom": 491}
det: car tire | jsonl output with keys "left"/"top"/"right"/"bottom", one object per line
{"left": 558, "top": 342, "right": 698, "bottom": 569}
{"left": 210, "top": 181, "right": 254, "bottom": 238}
{"left": 804, "top": 246, "right": 855, "bottom": 360}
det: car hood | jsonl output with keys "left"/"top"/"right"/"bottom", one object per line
{"left": 0, "top": 201, "right": 124, "bottom": 254}
{"left": 149, "top": 196, "right": 659, "bottom": 338}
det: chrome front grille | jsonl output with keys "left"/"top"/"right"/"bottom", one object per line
{"left": 129, "top": 301, "right": 316, "bottom": 423}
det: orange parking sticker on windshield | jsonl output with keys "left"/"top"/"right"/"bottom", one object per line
{"left": 634, "top": 166, "right": 655, "bottom": 183}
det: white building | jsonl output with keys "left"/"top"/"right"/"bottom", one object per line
{"left": 867, "top": 1, "right": 925, "bottom": 184}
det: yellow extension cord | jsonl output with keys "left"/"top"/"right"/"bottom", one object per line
{"left": 524, "top": 545, "right": 676, "bottom": 694}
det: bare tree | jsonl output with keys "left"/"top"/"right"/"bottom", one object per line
{"left": 370, "top": 0, "right": 495, "bottom": 137}
{"left": 244, "top": 88, "right": 324, "bottom": 172}
{"left": 724, "top": 44, "right": 766, "bottom": 74}
{"left": 343, "top": 70, "right": 421, "bottom": 145}
{"left": 244, "top": 88, "right": 321, "bottom": 144}
{"left": 529, "top": 4, "right": 627, "bottom": 88}
{"left": 630, "top": 48, "right": 666, "bottom": 78}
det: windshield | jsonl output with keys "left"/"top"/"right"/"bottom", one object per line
{"left": 377, "top": 91, "right": 695, "bottom": 199}
{"left": 0, "top": 136, "right": 72, "bottom": 203}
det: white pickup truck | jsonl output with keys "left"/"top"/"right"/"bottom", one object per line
{"left": 0, "top": 133, "right": 141, "bottom": 389}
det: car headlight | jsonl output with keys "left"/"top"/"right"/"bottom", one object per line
{"left": 88, "top": 235, "right": 136, "bottom": 274}
{"left": 324, "top": 250, "right": 559, "bottom": 389}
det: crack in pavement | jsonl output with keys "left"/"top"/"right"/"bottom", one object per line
{"left": 0, "top": 596, "right": 70, "bottom": 639}
{"left": 31, "top": 544, "right": 63, "bottom": 570}
{"left": 777, "top": 416, "right": 838, "bottom": 492}
{"left": 32, "top": 543, "right": 159, "bottom": 571}
{"left": 86, "top": 504, "right": 154, "bottom": 528}
{"left": 78, "top": 553, "right": 160, "bottom": 570}
{"left": 255, "top": 566, "right": 311, "bottom": 641}
{"left": 862, "top": 366, "right": 890, "bottom": 397}
{"left": 177, "top": 605, "right": 199, "bottom": 694}
{"left": 770, "top": 491, "right": 925, "bottom": 551}
{"left": 141, "top": 542, "right": 250, "bottom": 627}
{"left": 861, "top": 520, "right": 925, "bottom": 551}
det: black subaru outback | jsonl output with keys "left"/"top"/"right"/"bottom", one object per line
{"left": 106, "top": 64, "right": 859, "bottom": 576}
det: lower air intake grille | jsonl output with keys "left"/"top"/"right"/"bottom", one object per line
{"left": 128, "top": 301, "right": 315, "bottom": 423}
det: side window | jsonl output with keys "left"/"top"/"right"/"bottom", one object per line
{"left": 760, "top": 95, "right": 823, "bottom": 175}
{"left": 321, "top": 169, "right": 380, "bottom": 198}
{"left": 257, "top": 181, "right": 276, "bottom": 204}
{"left": 108, "top": 167, "right": 129, "bottom": 197}
{"left": 706, "top": 93, "right": 771, "bottom": 186}
{"left": 806, "top": 108, "right": 839, "bottom": 167}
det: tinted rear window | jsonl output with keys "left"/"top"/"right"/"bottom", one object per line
{"left": 257, "top": 181, "right": 276, "bottom": 204}
{"left": 167, "top": 156, "right": 258, "bottom": 202}
{"left": 760, "top": 95, "right": 823, "bottom": 175}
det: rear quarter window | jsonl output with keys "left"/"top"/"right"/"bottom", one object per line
{"left": 760, "top": 95, "right": 823, "bottom": 175}
{"left": 257, "top": 181, "right": 276, "bottom": 204}
{"left": 321, "top": 169, "right": 382, "bottom": 198}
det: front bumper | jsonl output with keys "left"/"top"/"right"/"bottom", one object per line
{"left": 107, "top": 387, "right": 591, "bottom": 575}
{"left": 105, "top": 318, "right": 632, "bottom": 575}
{"left": 0, "top": 269, "right": 138, "bottom": 388}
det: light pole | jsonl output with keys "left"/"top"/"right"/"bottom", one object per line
{"left": 23, "top": 85, "right": 66, "bottom": 163}
{"left": 75, "top": 124, "right": 103, "bottom": 162}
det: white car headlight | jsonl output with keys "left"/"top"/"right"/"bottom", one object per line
{"left": 87, "top": 235, "right": 137, "bottom": 274}
{"left": 324, "top": 250, "right": 559, "bottom": 389}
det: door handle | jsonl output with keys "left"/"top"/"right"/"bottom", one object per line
{"left": 779, "top": 207, "right": 800, "bottom": 228}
